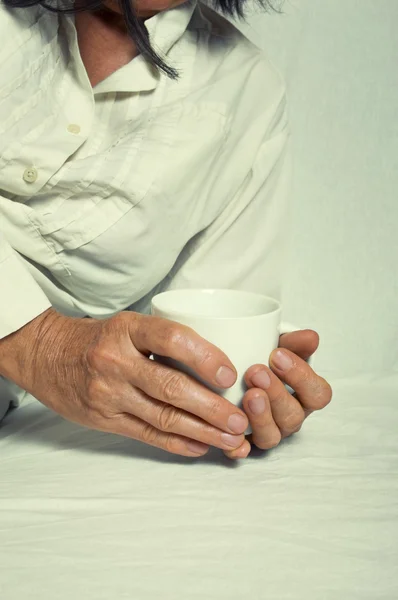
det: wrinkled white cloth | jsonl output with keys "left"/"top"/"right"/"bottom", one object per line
{"left": 0, "top": 373, "right": 397, "bottom": 599}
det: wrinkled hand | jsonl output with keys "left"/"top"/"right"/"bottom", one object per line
{"left": 0, "top": 309, "right": 249, "bottom": 458}
{"left": 224, "top": 330, "right": 332, "bottom": 459}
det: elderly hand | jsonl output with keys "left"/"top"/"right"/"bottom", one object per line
{"left": 223, "top": 330, "right": 332, "bottom": 459}
{"left": 0, "top": 309, "right": 249, "bottom": 458}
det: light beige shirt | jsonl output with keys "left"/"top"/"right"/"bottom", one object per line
{"left": 0, "top": 0, "right": 291, "bottom": 413}
{"left": 0, "top": 0, "right": 290, "bottom": 333}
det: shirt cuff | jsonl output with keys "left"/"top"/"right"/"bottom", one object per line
{"left": 0, "top": 253, "right": 52, "bottom": 339}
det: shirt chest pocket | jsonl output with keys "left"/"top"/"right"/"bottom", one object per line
{"left": 24, "top": 105, "right": 181, "bottom": 259}
{"left": 25, "top": 99, "right": 229, "bottom": 275}
{"left": 30, "top": 190, "right": 135, "bottom": 254}
{"left": 20, "top": 177, "right": 140, "bottom": 284}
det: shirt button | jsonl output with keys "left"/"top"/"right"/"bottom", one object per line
{"left": 67, "top": 124, "right": 81, "bottom": 135}
{"left": 23, "top": 167, "right": 38, "bottom": 183}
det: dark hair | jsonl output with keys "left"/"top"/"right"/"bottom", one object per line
{"left": 2, "top": 0, "right": 279, "bottom": 79}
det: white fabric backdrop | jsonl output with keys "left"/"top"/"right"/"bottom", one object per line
{"left": 1, "top": 3, "right": 398, "bottom": 599}
{"left": 227, "top": 0, "right": 398, "bottom": 376}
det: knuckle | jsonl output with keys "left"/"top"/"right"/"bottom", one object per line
{"left": 163, "top": 434, "right": 179, "bottom": 455}
{"left": 280, "top": 409, "right": 304, "bottom": 434}
{"left": 206, "top": 397, "right": 223, "bottom": 422}
{"left": 161, "top": 323, "right": 185, "bottom": 352}
{"left": 129, "top": 313, "right": 151, "bottom": 346}
{"left": 141, "top": 423, "right": 159, "bottom": 446}
{"left": 272, "top": 388, "right": 288, "bottom": 406}
{"left": 311, "top": 378, "right": 333, "bottom": 409}
{"left": 86, "top": 377, "right": 105, "bottom": 400}
{"left": 156, "top": 404, "right": 182, "bottom": 432}
{"left": 255, "top": 431, "right": 282, "bottom": 450}
{"left": 162, "top": 373, "right": 187, "bottom": 403}
{"left": 86, "top": 339, "right": 117, "bottom": 370}
{"left": 195, "top": 346, "right": 217, "bottom": 369}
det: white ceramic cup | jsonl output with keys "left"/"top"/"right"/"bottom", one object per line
{"left": 151, "top": 288, "right": 283, "bottom": 435}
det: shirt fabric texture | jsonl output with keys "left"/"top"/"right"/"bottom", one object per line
{"left": 0, "top": 0, "right": 291, "bottom": 415}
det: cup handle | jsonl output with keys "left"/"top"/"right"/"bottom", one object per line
{"left": 279, "top": 321, "right": 300, "bottom": 336}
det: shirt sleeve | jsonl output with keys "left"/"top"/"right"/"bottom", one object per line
{"left": 161, "top": 121, "right": 292, "bottom": 306}
{"left": 0, "top": 231, "right": 52, "bottom": 339}
{"left": 158, "top": 114, "right": 314, "bottom": 367}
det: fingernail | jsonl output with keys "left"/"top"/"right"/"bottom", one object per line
{"left": 251, "top": 370, "right": 271, "bottom": 389}
{"left": 228, "top": 413, "right": 248, "bottom": 434}
{"left": 272, "top": 350, "right": 293, "bottom": 371}
{"left": 186, "top": 441, "right": 209, "bottom": 455}
{"left": 216, "top": 366, "right": 236, "bottom": 388}
{"left": 248, "top": 395, "right": 266, "bottom": 415}
{"left": 221, "top": 433, "right": 243, "bottom": 448}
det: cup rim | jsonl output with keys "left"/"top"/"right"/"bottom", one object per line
{"left": 151, "top": 288, "right": 281, "bottom": 321}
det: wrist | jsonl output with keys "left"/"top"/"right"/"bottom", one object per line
{"left": 0, "top": 308, "right": 61, "bottom": 389}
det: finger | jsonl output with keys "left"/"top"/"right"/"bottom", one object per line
{"left": 118, "top": 386, "right": 245, "bottom": 452}
{"left": 128, "top": 313, "right": 238, "bottom": 391}
{"left": 278, "top": 330, "right": 319, "bottom": 361}
{"left": 223, "top": 439, "right": 251, "bottom": 460}
{"left": 242, "top": 388, "right": 282, "bottom": 450}
{"left": 269, "top": 349, "right": 333, "bottom": 411}
{"left": 110, "top": 413, "right": 211, "bottom": 457}
{"left": 129, "top": 355, "right": 249, "bottom": 435}
{"left": 247, "top": 366, "right": 305, "bottom": 437}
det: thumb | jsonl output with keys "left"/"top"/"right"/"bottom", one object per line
{"left": 278, "top": 330, "right": 319, "bottom": 361}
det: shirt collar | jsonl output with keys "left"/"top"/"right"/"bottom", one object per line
{"left": 67, "top": 0, "right": 198, "bottom": 94}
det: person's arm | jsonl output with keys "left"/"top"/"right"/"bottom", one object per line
{"left": 160, "top": 118, "right": 293, "bottom": 317}
{"left": 0, "top": 228, "right": 52, "bottom": 416}
{"left": 157, "top": 106, "right": 313, "bottom": 367}
{"left": 0, "top": 230, "right": 52, "bottom": 340}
